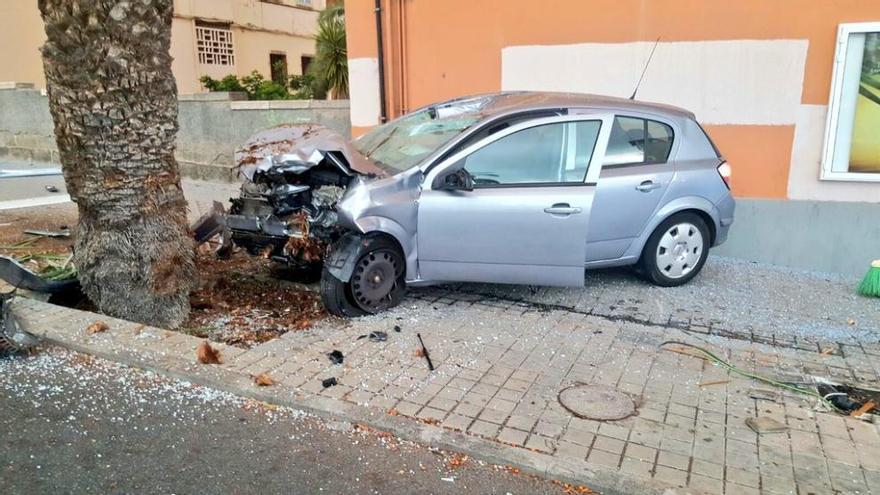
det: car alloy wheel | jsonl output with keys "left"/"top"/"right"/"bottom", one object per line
{"left": 655, "top": 222, "right": 704, "bottom": 280}
{"left": 350, "top": 249, "right": 404, "bottom": 312}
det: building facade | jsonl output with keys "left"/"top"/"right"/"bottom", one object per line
{"left": 0, "top": 0, "right": 325, "bottom": 94}
{"left": 345, "top": 0, "right": 880, "bottom": 276}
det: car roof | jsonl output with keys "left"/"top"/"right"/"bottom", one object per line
{"left": 438, "top": 91, "right": 696, "bottom": 121}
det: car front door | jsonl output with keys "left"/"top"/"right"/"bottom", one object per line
{"left": 417, "top": 115, "right": 611, "bottom": 286}
{"left": 585, "top": 115, "right": 677, "bottom": 262}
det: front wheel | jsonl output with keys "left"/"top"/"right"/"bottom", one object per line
{"left": 320, "top": 236, "right": 406, "bottom": 317}
{"left": 639, "top": 212, "right": 710, "bottom": 287}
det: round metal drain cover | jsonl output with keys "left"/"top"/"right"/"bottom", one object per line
{"left": 558, "top": 384, "right": 636, "bottom": 421}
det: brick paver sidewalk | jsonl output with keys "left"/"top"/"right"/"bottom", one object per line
{"left": 12, "top": 295, "right": 880, "bottom": 495}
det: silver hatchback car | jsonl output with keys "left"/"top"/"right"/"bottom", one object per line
{"left": 223, "top": 92, "right": 735, "bottom": 317}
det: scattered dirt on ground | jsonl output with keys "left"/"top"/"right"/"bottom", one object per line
{"left": 3, "top": 206, "right": 326, "bottom": 348}
{"left": 0, "top": 206, "right": 77, "bottom": 259}
{"left": 182, "top": 251, "right": 326, "bottom": 348}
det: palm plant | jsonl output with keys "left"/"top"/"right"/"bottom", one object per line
{"left": 312, "top": 5, "right": 348, "bottom": 99}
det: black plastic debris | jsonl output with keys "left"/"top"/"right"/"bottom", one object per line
{"left": 321, "top": 377, "right": 338, "bottom": 388}
{"left": 44, "top": 185, "right": 59, "bottom": 193}
{"left": 0, "top": 256, "right": 79, "bottom": 294}
{"left": 191, "top": 201, "right": 227, "bottom": 244}
{"left": 327, "top": 349, "right": 344, "bottom": 365}
{"left": 417, "top": 333, "right": 435, "bottom": 371}
{"left": 393, "top": 325, "right": 401, "bottom": 333}
{"left": 818, "top": 383, "right": 862, "bottom": 412}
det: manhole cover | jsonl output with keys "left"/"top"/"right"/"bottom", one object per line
{"left": 558, "top": 384, "right": 636, "bottom": 421}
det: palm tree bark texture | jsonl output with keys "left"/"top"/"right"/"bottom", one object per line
{"left": 38, "top": 0, "right": 196, "bottom": 328}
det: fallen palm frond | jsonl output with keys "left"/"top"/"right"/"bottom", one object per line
{"left": 13, "top": 252, "right": 77, "bottom": 281}
{"left": 659, "top": 341, "right": 845, "bottom": 414}
{"left": 0, "top": 237, "right": 42, "bottom": 250}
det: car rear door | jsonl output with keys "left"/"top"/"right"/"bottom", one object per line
{"left": 584, "top": 115, "right": 677, "bottom": 262}
{"left": 417, "top": 114, "right": 611, "bottom": 286}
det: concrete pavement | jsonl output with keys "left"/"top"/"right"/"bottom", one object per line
{"left": 10, "top": 291, "right": 880, "bottom": 494}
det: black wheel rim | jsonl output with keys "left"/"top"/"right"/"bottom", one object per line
{"left": 351, "top": 249, "right": 403, "bottom": 312}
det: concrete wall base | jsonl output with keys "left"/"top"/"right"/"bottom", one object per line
{"left": 714, "top": 198, "right": 880, "bottom": 277}
{"left": 0, "top": 87, "right": 351, "bottom": 182}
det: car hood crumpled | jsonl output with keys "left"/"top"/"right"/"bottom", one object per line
{"left": 234, "top": 123, "right": 387, "bottom": 181}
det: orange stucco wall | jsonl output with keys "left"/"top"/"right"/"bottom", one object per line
{"left": 345, "top": 0, "right": 880, "bottom": 199}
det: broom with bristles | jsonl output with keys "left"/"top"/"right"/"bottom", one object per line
{"left": 858, "top": 260, "right": 880, "bottom": 298}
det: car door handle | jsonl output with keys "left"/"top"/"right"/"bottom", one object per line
{"left": 636, "top": 180, "right": 662, "bottom": 192}
{"left": 544, "top": 204, "right": 582, "bottom": 215}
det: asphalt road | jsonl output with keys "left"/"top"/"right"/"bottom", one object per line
{"left": 0, "top": 161, "right": 69, "bottom": 210}
{"left": 0, "top": 347, "right": 571, "bottom": 495}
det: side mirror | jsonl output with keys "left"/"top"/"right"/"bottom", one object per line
{"left": 438, "top": 169, "right": 474, "bottom": 192}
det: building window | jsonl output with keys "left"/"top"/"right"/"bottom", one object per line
{"left": 822, "top": 22, "right": 880, "bottom": 182}
{"left": 301, "top": 56, "right": 314, "bottom": 75}
{"left": 195, "top": 21, "right": 235, "bottom": 66}
{"left": 270, "top": 53, "right": 288, "bottom": 83}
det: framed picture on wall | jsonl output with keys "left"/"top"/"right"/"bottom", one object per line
{"left": 821, "top": 22, "right": 880, "bottom": 182}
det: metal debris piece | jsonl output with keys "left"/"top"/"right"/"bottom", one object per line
{"left": 558, "top": 384, "right": 636, "bottom": 421}
{"left": 748, "top": 388, "right": 781, "bottom": 402}
{"left": 0, "top": 291, "right": 39, "bottom": 355}
{"left": 745, "top": 417, "right": 787, "bottom": 434}
{"left": 23, "top": 228, "right": 70, "bottom": 238}
{"left": 321, "top": 377, "right": 338, "bottom": 388}
{"left": 357, "top": 331, "right": 389, "bottom": 342}
{"left": 328, "top": 349, "right": 344, "bottom": 365}
{"left": 416, "top": 333, "right": 435, "bottom": 371}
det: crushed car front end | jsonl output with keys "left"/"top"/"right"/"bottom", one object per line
{"left": 221, "top": 124, "right": 387, "bottom": 273}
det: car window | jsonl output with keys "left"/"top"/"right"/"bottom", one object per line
{"left": 463, "top": 121, "right": 601, "bottom": 186}
{"left": 646, "top": 120, "right": 674, "bottom": 162}
{"left": 602, "top": 116, "right": 674, "bottom": 166}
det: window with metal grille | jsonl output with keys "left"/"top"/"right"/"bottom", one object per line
{"left": 195, "top": 22, "right": 235, "bottom": 66}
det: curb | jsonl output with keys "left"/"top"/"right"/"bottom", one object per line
{"left": 12, "top": 297, "right": 701, "bottom": 495}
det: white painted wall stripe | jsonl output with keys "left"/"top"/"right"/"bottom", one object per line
{"left": 348, "top": 57, "right": 381, "bottom": 127}
{"left": 502, "top": 40, "right": 809, "bottom": 126}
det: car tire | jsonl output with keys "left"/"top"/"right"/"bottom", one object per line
{"left": 320, "top": 235, "right": 406, "bottom": 317}
{"left": 639, "top": 212, "right": 710, "bottom": 287}
{"left": 320, "top": 267, "right": 368, "bottom": 317}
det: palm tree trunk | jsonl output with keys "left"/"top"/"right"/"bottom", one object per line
{"left": 39, "top": 0, "right": 196, "bottom": 328}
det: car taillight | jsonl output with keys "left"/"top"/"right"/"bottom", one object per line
{"left": 717, "top": 161, "right": 731, "bottom": 189}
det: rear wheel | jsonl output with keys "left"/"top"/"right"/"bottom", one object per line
{"left": 639, "top": 212, "right": 709, "bottom": 287}
{"left": 320, "top": 236, "right": 406, "bottom": 317}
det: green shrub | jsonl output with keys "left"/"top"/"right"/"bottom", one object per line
{"left": 200, "top": 70, "right": 328, "bottom": 101}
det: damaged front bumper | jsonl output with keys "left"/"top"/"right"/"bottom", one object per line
{"left": 195, "top": 124, "right": 383, "bottom": 274}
